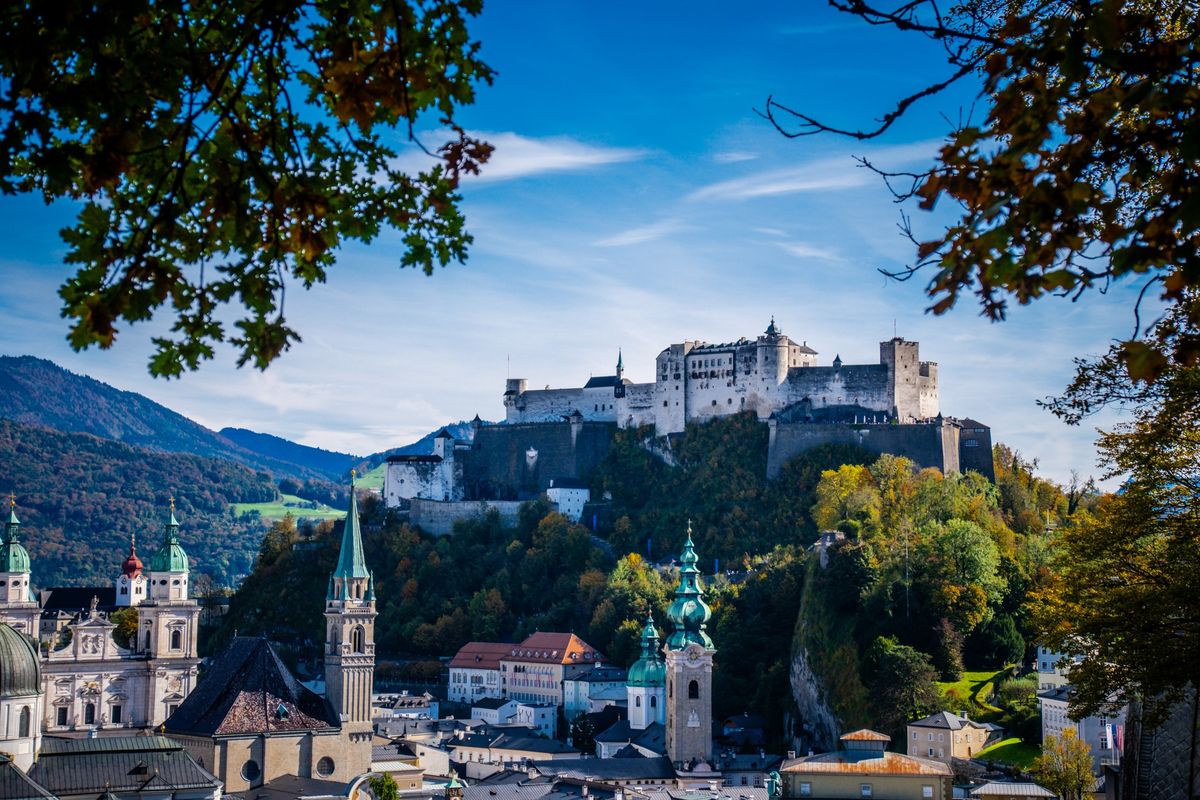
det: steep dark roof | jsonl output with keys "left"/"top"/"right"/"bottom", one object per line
{"left": 250, "top": 774, "right": 350, "bottom": 800}
{"left": 30, "top": 736, "right": 220, "bottom": 797}
{"left": 595, "top": 721, "right": 666, "bottom": 753}
{"left": 38, "top": 587, "right": 116, "bottom": 613}
{"left": 908, "top": 711, "right": 976, "bottom": 731}
{"left": 164, "top": 636, "right": 339, "bottom": 737}
{"left": 0, "top": 753, "right": 55, "bottom": 800}
{"left": 473, "top": 697, "right": 517, "bottom": 711}
{"left": 583, "top": 375, "right": 631, "bottom": 389}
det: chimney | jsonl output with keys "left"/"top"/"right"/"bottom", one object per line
{"left": 786, "top": 751, "right": 796, "bottom": 760}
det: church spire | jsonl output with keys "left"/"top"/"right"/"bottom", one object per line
{"left": 616, "top": 348, "right": 624, "bottom": 379}
{"left": 666, "top": 521, "right": 713, "bottom": 650}
{"left": 1, "top": 495, "right": 30, "bottom": 574}
{"left": 330, "top": 471, "right": 369, "bottom": 600}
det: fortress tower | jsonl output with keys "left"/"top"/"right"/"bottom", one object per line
{"left": 664, "top": 525, "right": 716, "bottom": 768}
{"left": 324, "top": 473, "right": 377, "bottom": 751}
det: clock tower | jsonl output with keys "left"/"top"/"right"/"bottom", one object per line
{"left": 664, "top": 524, "right": 716, "bottom": 768}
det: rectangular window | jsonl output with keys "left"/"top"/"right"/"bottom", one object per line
{"left": 860, "top": 785, "right": 872, "bottom": 798}
{"left": 798, "top": 784, "right": 811, "bottom": 797}
{"left": 112, "top": 705, "right": 123, "bottom": 724}
{"left": 912, "top": 731, "right": 918, "bottom": 739}
{"left": 922, "top": 787, "right": 934, "bottom": 799}
{"left": 56, "top": 706, "right": 67, "bottom": 726}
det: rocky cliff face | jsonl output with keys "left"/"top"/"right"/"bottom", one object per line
{"left": 789, "top": 629, "right": 843, "bottom": 752}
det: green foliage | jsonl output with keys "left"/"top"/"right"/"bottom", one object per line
{"left": 0, "top": 418, "right": 275, "bottom": 586}
{"left": 109, "top": 607, "right": 138, "bottom": 649}
{"left": 968, "top": 614, "right": 1025, "bottom": 670}
{"left": 976, "top": 736, "right": 1041, "bottom": 770}
{"left": 570, "top": 713, "right": 597, "bottom": 755}
{"left": 593, "top": 416, "right": 873, "bottom": 563}
{"left": 217, "top": 498, "right": 612, "bottom": 662}
{"left": 773, "top": 1, "right": 1200, "bottom": 377}
{"left": 863, "top": 636, "right": 941, "bottom": 741}
{"left": 0, "top": 2, "right": 494, "bottom": 375}
{"left": 368, "top": 773, "right": 401, "bottom": 800}
{"left": 1032, "top": 729, "right": 1096, "bottom": 800}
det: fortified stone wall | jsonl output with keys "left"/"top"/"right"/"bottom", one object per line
{"left": 383, "top": 457, "right": 462, "bottom": 505}
{"left": 409, "top": 499, "right": 529, "bottom": 536}
{"left": 767, "top": 421, "right": 961, "bottom": 479}
{"left": 619, "top": 382, "right": 656, "bottom": 428}
{"left": 462, "top": 420, "right": 616, "bottom": 499}
{"left": 784, "top": 364, "right": 890, "bottom": 416}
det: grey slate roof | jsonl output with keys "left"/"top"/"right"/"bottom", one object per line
{"left": 533, "top": 756, "right": 676, "bottom": 782}
{"left": 969, "top": 782, "right": 1055, "bottom": 798}
{"left": 909, "top": 711, "right": 987, "bottom": 731}
{"left": 29, "top": 736, "right": 220, "bottom": 798}
{"left": 37, "top": 587, "right": 116, "bottom": 614}
{"left": 1038, "top": 686, "right": 1073, "bottom": 702}
{"left": 0, "top": 753, "right": 55, "bottom": 800}
{"left": 463, "top": 784, "right": 555, "bottom": 800}
{"left": 245, "top": 774, "right": 351, "bottom": 800}
{"left": 594, "top": 721, "right": 665, "bottom": 754}
{"left": 164, "top": 636, "right": 339, "bottom": 736}
{"left": 474, "top": 697, "right": 517, "bottom": 711}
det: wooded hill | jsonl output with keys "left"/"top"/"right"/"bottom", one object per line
{"left": 0, "top": 356, "right": 354, "bottom": 481}
{"left": 0, "top": 418, "right": 275, "bottom": 586}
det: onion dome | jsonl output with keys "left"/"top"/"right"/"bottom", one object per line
{"left": 765, "top": 316, "right": 781, "bottom": 336}
{"left": 665, "top": 523, "right": 714, "bottom": 650}
{"left": 0, "top": 622, "right": 40, "bottom": 698}
{"left": 627, "top": 611, "right": 665, "bottom": 687}
{"left": 149, "top": 500, "right": 190, "bottom": 573}
{"left": 1, "top": 498, "right": 30, "bottom": 574}
{"left": 122, "top": 535, "right": 143, "bottom": 578}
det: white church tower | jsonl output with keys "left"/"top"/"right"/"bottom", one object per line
{"left": 627, "top": 611, "right": 665, "bottom": 730}
{"left": 0, "top": 498, "right": 40, "bottom": 637}
{"left": 324, "top": 472, "right": 377, "bottom": 751}
{"left": 664, "top": 524, "right": 716, "bottom": 771}
{"left": 114, "top": 535, "right": 148, "bottom": 607}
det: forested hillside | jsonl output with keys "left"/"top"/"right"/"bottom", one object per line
{"left": 219, "top": 428, "right": 360, "bottom": 479}
{"left": 0, "top": 418, "right": 275, "bottom": 585}
{"left": 0, "top": 356, "right": 334, "bottom": 480}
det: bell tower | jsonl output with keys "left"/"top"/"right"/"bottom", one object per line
{"left": 664, "top": 523, "right": 716, "bottom": 768}
{"left": 627, "top": 611, "right": 665, "bottom": 730}
{"left": 324, "top": 472, "right": 376, "bottom": 743}
{"left": 0, "top": 497, "right": 40, "bottom": 637}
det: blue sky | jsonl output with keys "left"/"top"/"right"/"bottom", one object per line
{"left": 0, "top": 3, "right": 1141, "bottom": 482}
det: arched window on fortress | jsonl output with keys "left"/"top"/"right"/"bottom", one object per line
{"left": 688, "top": 680, "right": 699, "bottom": 699}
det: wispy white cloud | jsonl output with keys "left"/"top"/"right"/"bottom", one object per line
{"left": 687, "top": 140, "right": 941, "bottom": 202}
{"left": 593, "top": 218, "right": 689, "bottom": 247}
{"left": 395, "top": 131, "right": 649, "bottom": 184}
{"left": 776, "top": 241, "right": 841, "bottom": 261}
{"left": 712, "top": 151, "right": 758, "bottom": 164}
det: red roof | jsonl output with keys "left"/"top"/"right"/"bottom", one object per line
{"left": 502, "top": 632, "right": 606, "bottom": 666}
{"left": 840, "top": 729, "right": 891, "bottom": 742}
{"left": 449, "top": 641, "right": 516, "bottom": 670}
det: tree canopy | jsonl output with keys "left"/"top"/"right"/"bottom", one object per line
{"left": 0, "top": 1, "right": 493, "bottom": 376}
{"left": 768, "top": 1, "right": 1200, "bottom": 380}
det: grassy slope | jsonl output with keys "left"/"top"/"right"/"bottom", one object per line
{"left": 936, "top": 668, "right": 1008, "bottom": 722}
{"left": 232, "top": 493, "right": 346, "bottom": 520}
{"left": 977, "top": 737, "right": 1041, "bottom": 768}
{"left": 352, "top": 462, "right": 386, "bottom": 490}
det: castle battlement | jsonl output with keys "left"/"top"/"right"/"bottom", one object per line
{"left": 503, "top": 320, "right": 939, "bottom": 434}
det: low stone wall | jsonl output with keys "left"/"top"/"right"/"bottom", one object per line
{"left": 767, "top": 420, "right": 961, "bottom": 479}
{"left": 409, "top": 498, "right": 531, "bottom": 536}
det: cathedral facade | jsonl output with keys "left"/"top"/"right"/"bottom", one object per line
{"left": 0, "top": 499, "right": 200, "bottom": 734}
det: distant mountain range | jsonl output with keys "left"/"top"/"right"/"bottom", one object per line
{"left": 0, "top": 354, "right": 485, "bottom": 585}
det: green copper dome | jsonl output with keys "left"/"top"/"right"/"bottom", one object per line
{"left": 1, "top": 504, "right": 31, "bottom": 574}
{"left": 666, "top": 524, "right": 714, "bottom": 651}
{"left": 627, "top": 612, "right": 665, "bottom": 687}
{"left": 149, "top": 503, "right": 190, "bottom": 573}
{"left": 0, "top": 622, "right": 40, "bottom": 698}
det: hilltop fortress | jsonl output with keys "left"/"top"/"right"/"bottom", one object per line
{"left": 384, "top": 319, "right": 993, "bottom": 524}
{"left": 504, "top": 318, "right": 939, "bottom": 432}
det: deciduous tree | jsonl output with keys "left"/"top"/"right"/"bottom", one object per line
{"left": 768, "top": 1, "right": 1200, "bottom": 379}
{"left": 1032, "top": 729, "right": 1095, "bottom": 800}
{"left": 0, "top": 2, "right": 493, "bottom": 376}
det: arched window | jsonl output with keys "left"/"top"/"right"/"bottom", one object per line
{"left": 688, "top": 680, "right": 699, "bottom": 699}
{"left": 650, "top": 695, "right": 657, "bottom": 708}
{"left": 170, "top": 629, "right": 182, "bottom": 650}
{"left": 635, "top": 696, "right": 642, "bottom": 708}
{"left": 84, "top": 703, "right": 96, "bottom": 725}
{"left": 18, "top": 706, "right": 30, "bottom": 737}
{"left": 144, "top": 630, "right": 151, "bottom": 650}
{"left": 351, "top": 625, "right": 364, "bottom": 653}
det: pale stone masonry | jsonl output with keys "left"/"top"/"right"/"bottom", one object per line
{"left": 504, "top": 320, "right": 939, "bottom": 433}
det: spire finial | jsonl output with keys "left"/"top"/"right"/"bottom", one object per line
{"left": 8, "top": 493, "right": 13, "bottom": 509}
{"left": 169, "top": 496, "right": 175, "bottom": 512}
{"left": 351, "top": 468, "right": 357, "bottom": 484}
